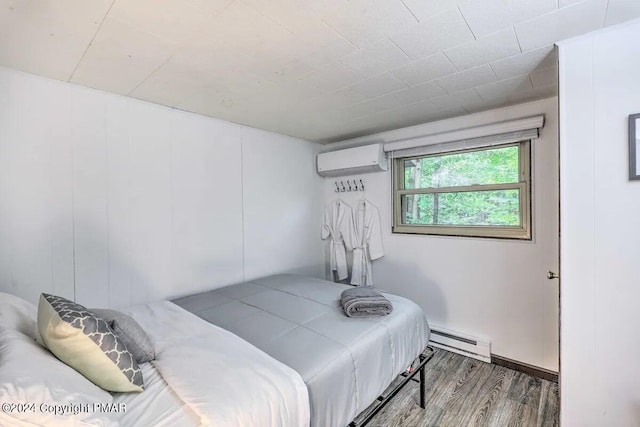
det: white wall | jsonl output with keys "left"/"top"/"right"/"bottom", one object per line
{"left": 558, "top": 18, "right": 640, "bottom": 427}
{"left": 322, "top": 98, "right": 560, "bottom": 371}
{"left": 0, "top": 67, "right": 324, "bottom": 308}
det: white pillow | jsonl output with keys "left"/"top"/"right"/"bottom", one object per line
{"left": 0, "top": 328, "right": 116, "bottom": 426}
{"left": 0, "top": 292, "right": 37, "bottom": 339}
{"left": 38, "top": 294, "right": 144, "bottom": 392}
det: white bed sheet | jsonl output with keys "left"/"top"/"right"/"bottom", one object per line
{"left": 112, "top": 363, "right": 200, "bottom": 427}
{"left": 119, "top": 301, "right": 310, "bottom": 427}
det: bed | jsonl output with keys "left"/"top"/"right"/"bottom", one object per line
{"left": 0, "top": 274, "right": 430, "bottom": 427}
{"left": 0, "top": 295, "right": 309, "bottom": 427}
{"left": 172, "top": 274, "right": 431, "bottom": 427}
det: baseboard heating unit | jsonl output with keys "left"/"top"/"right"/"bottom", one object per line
{"left": 428, "top": 326, "right": 491, "bottom": 363}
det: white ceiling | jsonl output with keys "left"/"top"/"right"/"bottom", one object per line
{"left": 1, "top": 0, "right": 639, "bottom": 143}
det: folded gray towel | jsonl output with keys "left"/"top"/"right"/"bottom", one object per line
{"left": 341, "top": 286, "right": 393, "bottom": 318}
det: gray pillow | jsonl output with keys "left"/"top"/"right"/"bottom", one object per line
{"left": 91, "top": 309, "right": 155, "bottom": 364}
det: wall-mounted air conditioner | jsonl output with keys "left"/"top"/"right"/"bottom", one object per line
{"left": 317, "top": 143, "right": 388, "bottom": 177}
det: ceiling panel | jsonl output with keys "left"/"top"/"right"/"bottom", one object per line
{"left": 384, "top": 99, "right": 440, "bottom": 122}
{"left": 212, "top": 73, "right": 285, "bottom": 104}
{"left": 236, "top": 0, "right": 325, "bottom": 35}
{"left": 297, "top": 61, "right": 360, "bottom": 93}
{"left": 338, "top": 92, "right": 408, "bottom": 121}
{"left": 530, "top": 64, "right": 558, "bottom": 88}
{"left": 238, "top": 1, "right": 355, "bottom": 61}
{"left": 464, "top": 97, "right": 512, "bottom": 114}
{"left": 129, "top": 60, "right": 209, "bottom": 107}
{"left": 515, "top": 0, "right": 608, "bottom": 52}
{"left": 326, "top": 112, "right": 405, "bottom": 141}
{"left": 300, "top": 37, "right": 358, "bottom": 69}
{"left": 108, "top": 0, "right": 218, "bottom": 45}
{"left": 329, "top": 73, "right": 408, "bottom": 105}
{"left": 444, "top": 27, "right": 521, "bottom": 71}
{"left": 400, "top": 0, "right": 458, "bottom": 23}
{"left": 338, "top": 39, "right": 411, "bottom": 78}
{"left": 390, "top": 8, "right": 474, "bottom": 60}
{"left": 391, "top": 52, "right": 458, "bottom": 86}
{"left": 430, "top": 88, "right": 484, "bottom": 111}
{"left": 0, "top": 0, "right": 112, "bottom": 80}
{"left": 183, "top": 0, "right": 235, "bottom": 14}
{"left": 605, "top": 0, "right": 640, "bottom": 25}
{"left": 70, "top": 17, "right": 177, "bottom": 95}
{"left": 3, "top": 0, "right": 640, "bottom": 143}
{"left": 475, "top": 74, "right": 533, "bottom": 100}
{"left": 390, "top": 81, "right": 446, "bottom": 105}
{"left": 508, "top": 84, "right": 558, "bottom": 105}
{"left": 196, "top": 1, "right": 297, "bottom": 62}
{"left": 391, "top": 105, "right": 468, "bottom": 131}
{"left": 321, "top": 0, "right": 417, "bottom": 48}
{"left": 175, "top": 85, "right": 246, "bottom": 119}
{"left": 0, "top": 0, "right": 112, "bottom": 43}
{"left": 490, "top": 46, "right": 556, "bottom": 80}
{"left": 458, "top": 0, "right": 557, "bottom": 37}
{"left": 559, "top": 0, "right": 584, "bottom": 7}
{"left": 435, "top": 64, "right": 497, "bottom": 93}
{"left": 168, "top": 41, "right": 258, "bottom": 78}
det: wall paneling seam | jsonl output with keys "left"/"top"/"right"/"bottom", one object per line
{"left": 240, "top": 134, "right": 245, "bottom": 282}
{"left": 104, "top": 103, "right": 111, "bottom": 308}
{"left": 71, "top": 100, "right": 77, "bottom": 302}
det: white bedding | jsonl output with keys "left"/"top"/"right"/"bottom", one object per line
{"left": 119, "top": 301, "right": 310, "bottom": 427}
{"left": 173, "top": 275, "right": 431, "bottom": 427}
{"left": 1, "top": 297, "right": 309, "bottom": 427}
{"left": 112, "top": 363, "right": 200, "bottom": 427}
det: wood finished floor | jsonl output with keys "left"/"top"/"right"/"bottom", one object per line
{"left": 367, "top": 348, "right": 559, "bottom": 427}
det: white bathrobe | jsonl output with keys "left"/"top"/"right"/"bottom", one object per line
{"left": 322, "top": 200, "right": 354, "bottom": 281}
{"left": 351, "top": 200, "right": 384, "bottom": 286}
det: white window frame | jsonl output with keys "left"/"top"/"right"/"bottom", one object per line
{"left": 392, "top": 141, "right": 532, "bottom": 240}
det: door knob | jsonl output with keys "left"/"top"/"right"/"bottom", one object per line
{"left": 547, "top": 271, "right": 559, "bottom": 280}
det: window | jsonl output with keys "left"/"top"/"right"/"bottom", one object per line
{"left": 393, "top": 141, "right": 531, "bottom": 239}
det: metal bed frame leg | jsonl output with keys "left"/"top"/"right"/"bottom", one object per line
{"left": 348, "top": 347, "right": 434, "bottom": 427}
{"left": 419, "top": 354, "right": 426, "bottom": 409}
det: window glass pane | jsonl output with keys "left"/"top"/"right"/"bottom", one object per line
{"left": 401, "top": 189, "right": 521, "bottom": 226}
{"left": 401, "top": 194, "right": 434, "bottom": 224}
{"left": 403, "top": 145, "right": 519, "bottom": 189}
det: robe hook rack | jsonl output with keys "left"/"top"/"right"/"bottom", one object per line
{"left": 334, "top": 179, "right": 365, "bottom": 192}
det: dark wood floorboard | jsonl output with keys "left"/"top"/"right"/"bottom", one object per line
{"left": 367, "top": 348, "right": 559, "bottom": 427}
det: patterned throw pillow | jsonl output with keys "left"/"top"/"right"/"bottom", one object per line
{"left": 37, "top": 294, "right": 144, "bottom": 393}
